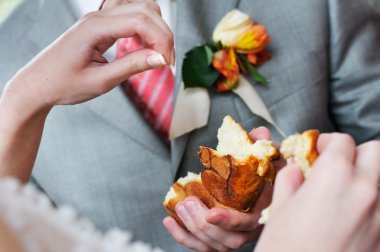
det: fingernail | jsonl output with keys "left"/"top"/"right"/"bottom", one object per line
{"left": 176, "top": 205, "right": 189, "bottom": 220}
{"left": 170, "top": 48, "right": 176, "bottom": 65}
{"left": 147, "top": 53, "right": 167, "bottom": 67}
{"left": 184, "top": 200, "right": 198, "bottom": 215}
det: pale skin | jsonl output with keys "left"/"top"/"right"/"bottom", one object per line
{"left": 0, "top": 0, "right": 379, "bottom": 252}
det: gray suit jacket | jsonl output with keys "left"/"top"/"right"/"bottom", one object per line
{"left": 1, "top": 0, "right": 379, "bottom": 251}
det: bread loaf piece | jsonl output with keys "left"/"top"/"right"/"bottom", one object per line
{"left": 163, "top": 115, "right": 278, "bottom": 226}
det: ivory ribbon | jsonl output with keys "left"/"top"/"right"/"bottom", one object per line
{"left": 169, "top": 76, "right": 286, "bottom": 140}
{"left": 169, "top": 82, "right": 210, "bottom": 140}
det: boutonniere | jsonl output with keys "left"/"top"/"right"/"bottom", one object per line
{"left": 182, "top": 9, "right": 271, "bottom": 92}
{"left": 170, "top": 9, "right": 286, "bottom": 140}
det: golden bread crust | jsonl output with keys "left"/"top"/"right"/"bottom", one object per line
{"left": 199, "top": 147, "right": 274, "bottom": 211}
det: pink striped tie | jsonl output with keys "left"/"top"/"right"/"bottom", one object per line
{"left": 116, "top": 37, "right": 174, "bottom": 140}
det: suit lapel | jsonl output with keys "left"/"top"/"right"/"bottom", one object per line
{"left": 170, "top": 0, "right": 239, "bottom": 178}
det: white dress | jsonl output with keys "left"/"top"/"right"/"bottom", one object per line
{"left": 0, "top": 178, "right": 164, "bottom": 252}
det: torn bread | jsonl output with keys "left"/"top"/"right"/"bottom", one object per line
{"left": 199, "top": 116, "right": 278, "bottom": 210}
{"left": 280, "top": 130, "right": 319, "bottom": 178}
{"left": 258, "top": 129, "right": 320, "bottom": 224}
{"left": 163, "top": 115, "right": 278, "bottom": 225}
{"left": 163, "top": 172, "right": 222, "bottom": 227}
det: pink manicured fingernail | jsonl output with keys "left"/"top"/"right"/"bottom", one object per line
{"left": 177, "top": 205, "right": 189, "bottom": 220}
{"left": 147, "top": 53, "right": 166, "bottom": 67}
{"left": 184, "top": 200, "right": 198, "bottom": 215}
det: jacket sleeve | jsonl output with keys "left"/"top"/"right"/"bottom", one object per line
{"left": 328, "top": 0, "right": 380, "bottom": 143}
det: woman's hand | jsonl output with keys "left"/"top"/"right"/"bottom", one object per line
{"left": 0, "top": 0, "right": 173, "bottom": 182}
{"left": 3, "top": 0, "right": 173, "bottom": 111}
{"left": 255, "top": 133, "right": 380, "bottom": 252}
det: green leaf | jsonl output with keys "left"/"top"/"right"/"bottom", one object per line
{"left": 182, "top": 45, "right": 220, "bottom": 88}
{"left": 237, "top": 53, "right": 268, "bottom": 85}
{"left": 205, "top": 46, "right": 214, "bottom": 64}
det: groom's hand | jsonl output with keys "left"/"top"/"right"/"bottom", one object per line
{"left": 163, "top": 127, "right": 285, "bottom": 251}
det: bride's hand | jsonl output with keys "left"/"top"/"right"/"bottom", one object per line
{"left": 3, "top": 0, "right": 173, "bottom": 111}
{"left": 255, "top": 133, "right": 380, "bottom": 252}
{"left": 0, "top": 0, "right": 173, "bottom": 182}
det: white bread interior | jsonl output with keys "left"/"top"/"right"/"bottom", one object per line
{"left": 280, "top": 132, "right": 316, "bottom": 178}
{"left": 217, "top": 115, "right": 276, "bottom": 160}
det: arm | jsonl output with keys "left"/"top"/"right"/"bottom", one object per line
{"left": 0, "top": 79, "right": 51, "bottom": 182}
{"left": 0, "top": 0, "right": 174, "bottom": 183}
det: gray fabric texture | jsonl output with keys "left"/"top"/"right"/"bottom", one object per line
{"left": 0, "top": 0, "right": 379, "bottom": 251}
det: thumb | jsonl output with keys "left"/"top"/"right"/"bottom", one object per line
{"left": 271, "top": 162, "right": 304, "bottom": 212}
{"left": 249, "top": 126, "right": 271, "bottom": 141}
{"left": 98, "top": 49, "right": 167, "bottom": 89}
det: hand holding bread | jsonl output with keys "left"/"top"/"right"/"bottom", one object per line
{"left": 163, "top": 116, "right": 278, "bottom": 227}
{"left": 256, "top": 134, "right": 380, "bottom": 252}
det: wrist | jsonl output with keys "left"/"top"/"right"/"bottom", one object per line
{"left": 1, "top": 69, "right": 54, "bottom": 119}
